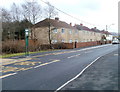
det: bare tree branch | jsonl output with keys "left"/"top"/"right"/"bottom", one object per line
{"left": 10, "top": 3, "right": 21, "bottom": 22}
{"left": 21, "top": 0, "right": 42, "bottom": 24}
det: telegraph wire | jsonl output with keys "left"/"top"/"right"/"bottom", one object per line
{"left": 40, "top": 0, "right": 105, "bottom": 28}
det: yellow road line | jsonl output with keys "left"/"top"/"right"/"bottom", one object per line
{"left": 2, "top": 44, "right": 111, "bottom": 66}
{"left": 2, "top": 58, "right": 32, "bottom": 66}
{"left": 22, "top": 67, "right": 33, "bottom": 71}
{"left": 34, "top": 60, "right": 60, "bottom": 68}
{"left": 0, "top": 73, "right": 17, "bottom": 79}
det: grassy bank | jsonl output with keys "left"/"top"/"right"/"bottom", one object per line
{"left": 1, "top": 49, "right": 59, "bottom": 58}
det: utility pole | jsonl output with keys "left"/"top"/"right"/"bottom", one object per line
{"left": 106, "top": 24, "right": 114, "bottom": 31}
{"left": 106, "top": 25, "right": 107, "bottom": 31}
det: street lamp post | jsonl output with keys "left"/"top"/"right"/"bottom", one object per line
{"left": 106, "top": 24, "right": 115, "bottom": 42}
{"left": 25, "top": 29, "right": 29, "bottom": 56}
{"left": 106, "top": 24, "right": 114, "bottom": 31}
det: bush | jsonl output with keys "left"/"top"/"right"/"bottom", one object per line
{"left": 2, "top": 40, "right": 25, "bottom": 54}
{"left": 52, "top": 43, "right": 67, "bottom": 49}
{"left": 2, "top": 40, "right": 67, "bottom": 54}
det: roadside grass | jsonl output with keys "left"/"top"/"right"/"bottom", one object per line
{"left": 1, "top": 49, "right": 59, "bottom": 58}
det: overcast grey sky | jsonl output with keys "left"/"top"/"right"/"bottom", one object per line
{"left": 0, "top": 0, "right": 119, "bottom": 33}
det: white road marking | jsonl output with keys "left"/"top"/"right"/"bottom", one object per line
{"left": 55, "top": 56, "right": 101, "bottom": 92}
{"left": 1, "top": 44, "right": 112, "bottom": 79}
{"left": 85, "top": 51, "right": 93, "bottom": 53}
{"left": 0, "top": 73, "right": 17, "bottom": 79}
{"left": 114, "top": 54, "right": 118, "bottom": 56}
{"left": 67, "top": 54, "right": 81, "bottom": 59}
{"left": 77, "top": 44, "right": 111, "bottom": 52}
{"left": 34, "top": 60, "right": 60, "bottom": 68}
{"left": 32, "top": 44, "right": 111, "bottom": 58}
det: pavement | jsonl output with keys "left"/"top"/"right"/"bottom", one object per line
{"left": 61, "top": 50, "right": 119, "bottom": 91}
{"left": 1, "top": 44, "right": 119, "bottom": 90}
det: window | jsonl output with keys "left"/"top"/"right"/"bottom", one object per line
{"left": 52, "top": 40, "right": 57, "bottom": 43}
{"left": 75, "top": 39, "right": 78, "bottom": 42}
{"left": 69, "top": 39, "right": 72, "bottom": 43}
{"left": 69, "top": 30, "right": 72, "bottom": 34}
{"left": 53, "top": 29, "right": 57, "bottom": 33}
{"left": 88, "top": 39, "right": 91, "bottom": 42}
{"left": 61, "top": 29, "right": 65, "bottom": 33}
{"left": 86, "top": 31, "right": 89, "bottom": 34}
{"left": 75, "top": 30, "right": 78, "bottom": 34}
{"left": 84, "top": 31, "right": 87, "bottom": 34}
{"left": 61, "top": 39, "right": 65, "bottom": 42}
{"left": 85, "top": 40, "right": 87, "bottom": 42}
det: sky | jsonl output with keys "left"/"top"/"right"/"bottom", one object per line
{"left": 0, "top": 0, "right": 119, "bottom": 33}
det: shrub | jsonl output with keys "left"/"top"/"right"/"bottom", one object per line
{"left": 2, "top": 40, "right": 25, "bottom": 54}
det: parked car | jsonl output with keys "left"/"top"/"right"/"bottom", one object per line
{"left": 112, "top": 39, "right": 120, "bottom": 44}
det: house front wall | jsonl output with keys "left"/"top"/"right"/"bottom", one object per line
{"left": 33, "top": 26, "right": 104, "bottom": 44}
{"left": 33, "top": 27, "right": 80, "bottom": 44}
{"left": 32, "top": 27, "right": 49, "bottom": 44}
{"left": 51, "top": 28, "right": 79, "bottom": 43}
{"left": 78, "top": 30, "right": 102, "bottom": 42}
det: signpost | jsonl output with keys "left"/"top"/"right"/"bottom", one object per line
{"left": 25, "top": 29, "right": 29, "bottom": 56}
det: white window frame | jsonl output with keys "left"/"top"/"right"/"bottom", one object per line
{"left": 69, "top": 39, "right": 72, "bottom": 43}
{"left": 52, "top": 40, "right": 57, "bottom": 43}
{"left": 61, "top": 39, "right": 65, "bottom": 42}
{"left": 69, "top": 30, "right": 72, "bottom": 34}
{"left": 53, "top": 28, "right": 58, "bottom": 33}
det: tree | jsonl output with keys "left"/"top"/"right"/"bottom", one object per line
{"left": 21, "top": 0, "right": 42, "bottom": 24}
{"left": 10, "top": 3, "right": 21, "bottom": 22}
{"left": 19, "top": 19, "right": 33, "bottom": 39}
{"left": 44, "top": 2, "right": 58, "bottom": 47}
{"left": 1, "top": 8, "right": 12, "bottom": 22}
{"left": 1, "top": 7, "right": 33, "bottom": 40}
{"left": 101, "top": 35, "right": 106, "bottom": 41}
{"left": 1, "top": 8, "right": 13, "bottom": 40}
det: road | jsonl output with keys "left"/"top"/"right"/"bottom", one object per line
{"left": 2, "top": 44, "right": 119, "bottom": 90}
{"left": 61, "top": 48, "right": 119, "bottom": 90}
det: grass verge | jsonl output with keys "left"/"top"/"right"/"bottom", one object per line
{"left": 1, "top": 49, "right": 59, "bottom": 58}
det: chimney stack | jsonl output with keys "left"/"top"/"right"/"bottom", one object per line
{"left": 80, "top": 23, "right": 83, "bottom": 26}
{"left": 55, "top": 17, "right": 59, "bottom": 21}
{"left": 94, "top": 27, "right": 97, "bottom": 29}
{"left": 70, "top": 23, "right": 72, "bottom": 26}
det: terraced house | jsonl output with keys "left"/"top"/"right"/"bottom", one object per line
{"left": 32, "top": 18, "right": 112, "bottom": 44}
{"left": 32, "top": 18, "right": 79, "bottom": 44}
{"left": 75, "top": 24, "right": 102, "bottom": 42}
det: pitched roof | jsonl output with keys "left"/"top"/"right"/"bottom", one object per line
{"left": 91, "top": 28, "right": 101, "bottom": 33}
{"left": 33, "top": 18, "right": 77, "bottom": 30}
{"left": 75, "top": 24, "right": 93, "bottom": 32}
{"left": 101, "top": 30, "right": 111, "bottom": 35}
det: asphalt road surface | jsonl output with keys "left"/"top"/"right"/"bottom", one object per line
{"left": 61, "top": 48, "right": 119, "bottom": 90}
{"left": 2, "top": 44, "right": 119, "bottom": 90}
